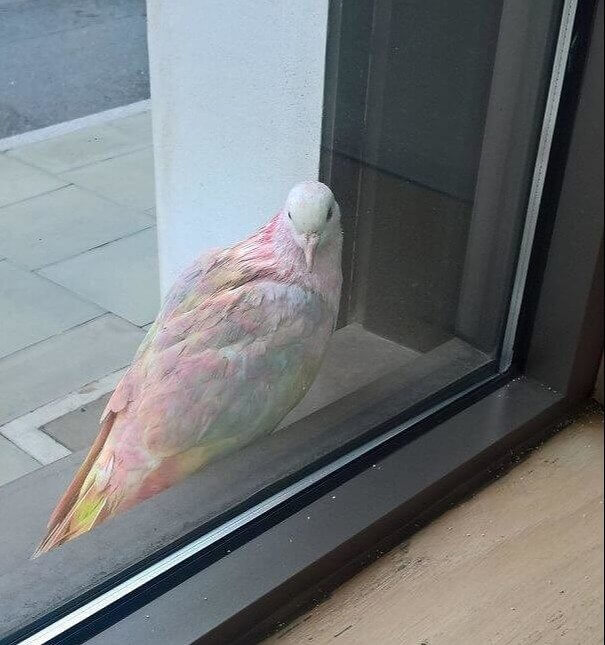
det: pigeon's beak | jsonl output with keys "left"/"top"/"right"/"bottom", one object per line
{"left": 304, "top": 233, "right": 320, "bottom": 271}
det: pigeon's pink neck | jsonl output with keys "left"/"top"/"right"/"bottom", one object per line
{"left": 256, "top": 212, "right": 342, "bottom": 308}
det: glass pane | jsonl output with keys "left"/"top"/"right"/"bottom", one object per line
{"left": 0, "top": 0, "right": 565, "bottom": 638}
{"left": 344, "top": 0, "right": 502, "bottom": 351}
{"left": 325, "top": 0, "right": 562, "bottom": 357}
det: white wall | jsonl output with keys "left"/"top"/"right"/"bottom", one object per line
{"left": 147, "top": 0, "right": 330, "bottom": 295}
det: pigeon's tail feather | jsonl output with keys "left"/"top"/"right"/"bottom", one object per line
{"left": 32, "top": 413, "right": 116, "bottom": 558}
{"left": 32, "top": 482, "right": 113, "bottom": 557}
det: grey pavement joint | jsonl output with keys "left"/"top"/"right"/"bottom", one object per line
{"left": 60, "top": 147, "right": 156, "bottom": 211}
{"left": 0, "top": 185, "right": 153, "bottom": 269}
{"left": 0, "top": 314, "right": 145, "bottom": 426}
{"left": 39, "top": 228, "right": 160, "bottom": 327}
{"left": 0, "top": 260, "right": 103, "bottom": 358}
{"left": 0, "top": 155, "right": 67, "bottom": 207}
{"left": 7, "top": 124, "right": 149, "bottom": 174}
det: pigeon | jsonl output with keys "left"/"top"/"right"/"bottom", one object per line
{"left": 34, "top": 180, "right": 342, "bottom": 556}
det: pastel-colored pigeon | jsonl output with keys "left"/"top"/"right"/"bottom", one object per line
{"left": 34, "top": 181, "right": 342, "bottom": 556}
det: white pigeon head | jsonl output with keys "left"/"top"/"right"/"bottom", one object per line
{"left": 283, "top": 181, "right": 341, "bottom": 270}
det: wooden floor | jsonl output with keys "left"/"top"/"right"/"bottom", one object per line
{"left": 265, "top": 407, "right": 604, "bottom": 645}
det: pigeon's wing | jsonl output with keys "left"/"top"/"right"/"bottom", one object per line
{"left": 128, "top": 278, "right": 334, "bottom": 457}
{"left": 35, "top": 202, "right": 344, "bottom": 555}
{"left": 34, "top": 279, "right": 334, "bottom": 555}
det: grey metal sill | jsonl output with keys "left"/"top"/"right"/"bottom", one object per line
{"left": 69, "top": 375, "right": 571, "bottom": 645}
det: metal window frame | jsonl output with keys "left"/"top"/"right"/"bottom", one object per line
{"left": 4, "top": 0, "right": 603, "bottom": 643}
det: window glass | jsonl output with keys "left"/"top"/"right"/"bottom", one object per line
{"left": 0, "top": 0, "right": 565, "bottom": 638}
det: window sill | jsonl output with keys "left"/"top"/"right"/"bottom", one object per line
{"left": 71, "top": 375, "right": 572, "bottom": 645}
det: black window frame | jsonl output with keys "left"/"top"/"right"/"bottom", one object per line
{"left": 3, "top": 0, "right": 602, "bottom": 643}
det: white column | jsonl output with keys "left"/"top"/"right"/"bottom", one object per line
{"left": 146, "top": 0, "right": 330, "bottom": 295}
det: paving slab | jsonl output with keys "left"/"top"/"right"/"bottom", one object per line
{"left": 39, "top": 228, "right": 160, "bottom": 326}
{"left": 61, "top": 147, "right": 155, "bottom": 211}
{"left": 0, "top": 185, "right": 153, "bottom": 269}
{"left": 108, "top": 111, "right": 153, "bottom": 143}
{"left": 41, "top": 392, "right": 111, "bottom": 453}
{"left": 6, "top": 124, "right": 148, "bottom": 174}
{"left": 0, "top": 314, "right": 144, "bottom": 425}
{"left": 0, "top": 435, "right": 40, "bottom": 487}
{"left": 0, "top": 155, "right": 67, "bottom": 207}
{"left": 0, "top": 261, "right": 103, "bottom": 359}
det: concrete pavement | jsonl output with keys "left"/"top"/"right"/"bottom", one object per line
{"left": 0, "top": 108, "right": 158, "bottom": 483}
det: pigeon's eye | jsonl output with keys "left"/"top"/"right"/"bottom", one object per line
{"left": 326, "top": 208, "right": 333, "bottom": 222}
{"left": 288, "top": 211, "right": 292, "bottom": 220}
